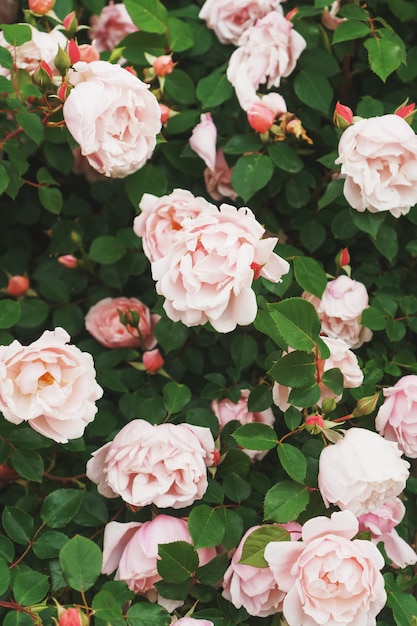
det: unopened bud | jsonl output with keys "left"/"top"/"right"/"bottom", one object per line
{"left": 395, "top": 101, "right": 416, "bottom": 125}
{"left": 33, "top": 60, "right": 53, "bottom": 90}
{"left": 153, "top": 55, "right": 174, "bottom": 77}
{"left": 305, "top": 414, "right": 324, "bottom": 434}
{"left": 68, "top": 39, "right": 80, "bottom": 64}
{"left": 351, "top": 393, "right": 380, "bottom": 418}
{"left": 57, "top": 82, "right": 71, "bottom": 101}
{"left": 333, "top": 101, "right": 353, "bottom": 129}
{"left": 160, "top": 103, "right": 171, "bottom": 124}
{"left": 54, "top": 45, "right": 71, "bottom": 78}
{"left": 336, "top": 247, "right": 350, "bottom": 267}
{"left": 28, "top": 0, "right": 55, "bottom": 15}
{"left": 211, "top": 449, "right": 221, "bottom": 466}
{"left": 57, "top": 255, "right": 78, "bottom": 269}
{"left": 286, "top": 7, "right": 298, "bottom": 21}
{"left": 62, "top": 11, "right": 78, "bottom": 38}
{"left": 321, "top": 397, "right": 337, "bottom": 414}
{"left": 247, "top": 103, "right": 275, "bottom": 133}
{"left": 142, "top": 349, "right": 164, "bottom": 373}
{"left": 250, "top": 262, "right": 263, "bottom": 280}
{"left": 56, "top": 606, "right": 89, "bottom": 626}
{"left": 6, "top": 275, "right": 30, "bottom": 298}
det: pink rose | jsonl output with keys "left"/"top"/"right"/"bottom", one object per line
{"left": 375, "top": 375, "right": 417, "bottom": 458}
{"left": 58, "top": 607, "right": 83, "bottom": 626}
{"left": 0, "top": 25, "right": 66, "bottom": 78}
{"left": 358, "top": 497, "right": 417, "bottom": 568}
{"left": 273, "top": 336, "right": 363, "bottom": 412}
{"left": 211, "top": 389, "right": 275, "bottom": 460}
{"left": 189, "top": 113, "right": 217, "bottom": 171}
{"left": 89, "top": 1, "right": 138, "bottom": 52}
{"left": 102, "top": 515, "right": 216, "bottom": 607}
{"left": 151, "top": 204, "right": 290, "bottom": 332}
{"left": 199, "top": 0, "right": 283, "bottom": 46}
{"left": 222, "top": 524, "right": 301, "bottom": 617}
{"left": 142, "top": 348, "right": 164, "bottom": 372}
{"left": 226, "top": 11, "right": 306, "bottom": 110}
{"left": 247, "top": 92, "right": 287, "bottom": 133}
{"left": 173, "top": 620, "right": 214, "bottom": 626}
{"left": 0, "top": 328, "right": 103, "bottom": 443}
{"left": 85, "top": 297, "right": 159, "bottom": 350}
{"left": 133, "top": 189, "right": 218, "bottom": 263}
{"left": 86, "top": 419, "right": 215, "bottom": 508}
{"left": 303, "top": 274, "right": 372, "bottom": 348}
{"left": 318, "top": 427, "right": 410, "bottom": 516}
{"left": 265, "top": 510, "right": 387, "bottom": 626}
{"left": 63, "top": 61, "right": 161, "bottom": 178}
{"left": 204, "top": 149, "right": 237, "bottom": 202}
{"left": 336, "top": 114, "right": 417, "bottom": 217}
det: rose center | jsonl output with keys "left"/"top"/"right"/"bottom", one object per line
{"left": 38, "top": 371, "right": 55, "bottom": 387}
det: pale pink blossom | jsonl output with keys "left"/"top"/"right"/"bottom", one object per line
{"left": 0, "top": 25, "right": 66, "bottom": 78}
{"left": 85, "top": 297, "right": 159, "bottom": 350}
{"left": 358, "top": 497, "right": 417, "bottom": 568}
{"left": 189, "top": 113, "right": 217, "bottom": 171}
{"left": 318, "top": 428, "right": 410, "bottom": 516}
{"left": 173, "top": 619, "right": 214, "bottom": 626}
{"left": 303, "top": 274, "right": 372, "bottom": 348}
{"left": 265, "top": 510, "right": 387, "bottom": 626}
{"left": 227, "top": 11, "right": 306, "bottom": 110}
{"left": 86, "top": 419, "right": 215, "bottom": 508}
{"left": 336, "top": 114, "right": 417, "bottom": 217}
{"left": 375, "top": 374, "right": 417, "bottom": 458}
{"left": 0, "top": 328, "right": 103, "bottom": 443}
{"left": 89, "top": 1, "right": 138, "bottom": 52}
{"left": 199, "top": 0, "right": 283, "bottom": 46}
{"left": 102, "top": 515, "right": 216, "bottom": 608}
{"left": 63, "top": 61, "right": 161, "bottom": 178}
{"left": 151, "top": 203, "right": 290, "bottom": 332}
{"left": 211, "top": 389, "right": 275, "bottom": 460}
{"left": 133, "top": 189, "right": 218, "bottom": 263}
{"left": 204, "top": 149, "right": 237, "bottom": 202}
{"left": 247, "top": 92, "right": 287, "bottom": 132}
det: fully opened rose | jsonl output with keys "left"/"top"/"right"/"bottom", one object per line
{"left": 265, "top": 510, "right": 387, "bottom": 626}
{"left": 375, "top": 374, "right": 417, "bottom": 458}
{"left": 63, "top": 61, "right": 161, "bottom": 178}
{"left": 0, "top": 327, "right": 103, "bottom": 443}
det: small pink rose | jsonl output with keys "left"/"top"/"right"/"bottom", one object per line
{"left": 153, "top": 55, "right": 174, "bottom": 77}
{"left": 6, "top": 275, "right": 30, "bottom": 298}
{"left": 142, "top": 349, "right": 164, "bottom": 372}
{"left": 89, "top": 1, "right": 138, "bottom": 52}
{"left": 189, "top": 113, "right": 217, "bottom": 171}
{"left": 376, "top": 374, "right": 417, "bottom": 458}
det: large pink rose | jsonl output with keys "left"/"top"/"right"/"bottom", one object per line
{"left": 375, "top": 374, "right": 417, "bottom": 458}
{"left": 358, "top": 497, "right": 417, "bottom": 569}
{"left": 0, "top": 328, "right": 103, "bottom": 443}
{"left": 226, "top": 11, "right": 306, "bottom": 110}
{"left": 63, "top": 61, "right": 161, "bottom": 178}
{"left": 303, "top": 274, "right": 372, "bottom": 348}
{"left": 199, "top": 0, "right": 283, "bottom": 46}
{"left": 0, "top": 25, "right": 66, "bottom": 78}
{"left": 318, "top": 427, "right": 410, "bottom": 516}
{"left": 211, "top": 389, "right": 275, "bottom": 460}
{"left": 189, "top": 113, "right": 217, "bottom": 171}
{"left": 265, "top": 510, "right": 387, "bottom": 626}
{"left": 336, "top": 114, "right": 417, "bottom": 217}
{"left": 204, "top": 149, "right": 237, "bottom": 202}
{"left": 151, "top": 203, "right": 290, "bottom": 332}
{"left": 102, "top": 515, "right": 216, "bottom": 608}
{"left": 173, "top": 620, "right": 214, "bottom": 626}
{"left": 89, "top": 1, "right": 138, "bottom": 52}
{"left": 86, "top": 419, "right": 215, "bottom": 508}
{"left": 133, "top": 189, "right": 218, "bottom": 263}
{"left": 222, "top": 524, "right": 301, "bottom": 617}
{"left": 272, "top": 336, "right": 363, "bottom": 412}
{"left": 85, "top": 297, "right": 159, "bottom": 350}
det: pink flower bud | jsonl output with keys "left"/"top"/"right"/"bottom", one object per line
{"left": 63, "top": 11, "right": 78, "bottom": 36}
{"left": 333, "top": 101, "right": 353, "bottom": 129}
{"left": 305, "top": 414, "right": 325, "bottom": 434}
{"left": 28, "top": 0, "right": 55, "bottom": 14}
{"left": 68, "top": 40, "right": 80, "bottom": 64}
{"left": 57, "top": 82, "right": 70, "bottom": 101}
{"left": 286, "top": 7, "right": 298, "bottom": 21}
{"left": 337, "top": 247, "right": 350, "bottom": 267}
{"left": 160, "top": 103, "right": 171, "bottom": 124}
{"left": 211, "top": 449, "right": 221, "bottom": 466}
{"left": 153, "top": 55, "right": 174, "bottom": 77}
{"left": 395, "top": 101, "right": 416, "bottom": 124}
{"left": 33, "top": 61, "right": 53, "bottom": 90}
{"left": 78, "top": 44, "right": 100, "bottom": 63}
{"left": 6, "top": 275, "right": 29, "bottom": 298}
{"left": 59, "top": 607, "right": 86, "bottom": 626}
{"left": 247, "top": 103, "right": 275, "bottom": 133}
{"left": 142, "top": 349, "right": 164, "bottom": 373}
{"left": 57, "top": 255, "right": 78, "bottom": 269}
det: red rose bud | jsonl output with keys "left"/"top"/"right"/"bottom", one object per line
{"left": 57, "top": 255, "right": 78, "bottom": 269}
{"left": 336, "top": 247, "right": 350, "bottom": 267}
{"left": 305, "top": 414, "right": 325, "bottom": 434}
{"left": 160, "top": 103, "right": 171, "bottom": 124}
{"left": 124, "top": 66, "right": 137, "bottom": 76}
{"left": 142, "top": 349, "right": 164, "bottom": 373}
{"left": 250, "top": 261, "right": 263, "bottom": 280}
{"left": 333, "top": 101, "right": 353, "bottom": 129}
{"left": 247, "top": 103, "right": 275, "bottom": 133}
{"left": 58, "top": 607, "right": 89, "bottom": 626}
{"left": 153, "top": 55, "right": 175, "bottom": 77}
{"left": 28, "top": 0, "right": 55, "bottom": 14}
{"left": 57, "top": 82, "right": 71, "bottom": 101}
{"left": 33, "top": 60, "right": 53, "bottom": 90}
{"left": 211, "top": 449, "right": 221, "bottom": 466}
{"left": 6, "top": 275, "right": 30, "bottom": 298}
{"left": 68, "top": 39, "right": 80, "bottom": 64}
{"left": 395, "top": 101, "right": 416, "bottom": 124}
{"left": 286, "top": 7, "right": 298, "bottom": 21}
{"left": 62, "top": 11, "right": 78, "bottom": 37}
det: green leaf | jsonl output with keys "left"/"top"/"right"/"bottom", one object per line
{"left": 0, "top": 162, "right": 10, "bottom": 194}
{"left": 126, "top": 165, "right": 167, "bottom": 207}
{"left": 89, "top": 235, "right": 126, "bottom": 265}
{"left": 2, "top": 506, "right": 34, "bottom": 545}
{"left": 3, "top": 613, "right": 34, "bottom": 626}
{"left": 167, "top": 16, "right": 194, "bottom": 52}
{"left": 59, "top": 535, "right": 103, "bottom": 591}
{"left": 288, "top": 381, "right": 321, "bottom": 407}
{"left": 294, "top": 71, "right": 333, "bottom": 114}
{"left": 162, "top": 381, "right": 191, "bottom": 413}
{"left": 223, "top": 473, "right": 251, "bottom": 502}
{"left": 239, "top": 525, "right": 290, "bottom": 567}
{"left": 332, "top": 20, "right": 371, "bottom": 43}
{"left": 267, "top": 142, "right": 304, "bottom": 173}
{"left": 231, "top": 154, "right": 274, "bottom": 202}
{"left": 196, "top": 553, "right": 229, "bottom": 585}
{"left": 269, "top": 350, "right": 316, "bottom": 387}
{"left": 293, "top": 256, "right": 327, "bottom": 298}
{"left": 364, "top": 35, "right": 405, "bottom": 82}
{"left": 318, "top": 179, "right": 344, "bottom": 209}
{"left": 350, "top": 210, "right": 385, "bottom": 238}
{"left": 0, "top": 46, "right": 13, "bottom": 69}
{"left": 10, "top": 449, "right": 44, "bottom": 483}
{"left": 0, "top": 557, "right": 10, "bottom": 595}
{"left": 385, "top": 573, "right": 417, "bottom": 626}
{"left": 154, "top": 579, "right": 190, "bottom": 601}
{"left": 321, "top": 367, "right": 344, "bottom": 395}
{"left": 386, "top": 319, "right": 406, "bottom": 343}
{"left": 0, "top": 299, "right": 20, "bottom": 329}
{"left": 264, "top": 481, "right": 310, "bottom": 522}
{"left": 15, "top": 110, "right": 44, "bottom": 145}
{"left": 0, "top": 536, "right": 15, "bottom": 562}
{"left": 40, "top": 489, "right": 83, "bottom": 528}
{"left": 374, "top": 224, "right": 398, "bottom": 262}
{"left": 247, "top": 384, "right": 273, "bottom": 413}
{"left": 233, "top": 423, "right": 277, "bottom": 450}
{"left": 39, "top": 184, "right": 64, "bottom": 212}
{"left": 277, "top": 443, "right": 307, "bottom": 483}
{"left": 196, "top": 70, "right": 233, "bottom": 108}
{"left": 164, "top": 69, "right": 196, "bottom": 105}
{"left": 126, "top": 602, "right": 171, "bottom": 626}
{"left": 91, "top": 590, "right": 125, "bottom": 625}
{"left": 33, "top": 531, "right": 68, "bottom": 559}
{"left": 157, "top": 541, "right": 199, "bottom": 583}
{"left": 0, "top": 24, "right": 32, "bottom": 46}
{"left": 231, "top": 334, "right": 258, "bottom": 370}
{"left": 12, "top": 571, "right": 49, "bottom": 606}
{"left": 188, "top": 504, "right": 225, "bottom": 549}
{"left": 223, "top": 134, "right": 263, "bottom": 154}
{"left": 267, "top": 298, "right": 322, "bottom": 352}
{"left": 124, "top": 0, "right": 168, "bottom": 33}
{"left": 213, "top": 508, "right": 243, "bottom": 552}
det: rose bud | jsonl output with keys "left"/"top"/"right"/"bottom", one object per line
{"left": 68, "top": 39, "right": 80, "bottom": 65}
{"left": 247, "top": 102, "right": 275, "bottom": 133}
{"left": 142, "top": 349, "right": 164, "bottom": 373}
{"left": 28, "top": 0, "right": 55, "bottom": 15}
{"left": 153, "top": 55, "right": 175, "bottom": 77}
{"left": 6, "top": 275, "right": 30, "bottom": 298}
{"left": 160, "top": 103, "right": 171, "bottom": 124}
{"left": 336, "top": 247, "right": 350, "bottom": 267}
{"left": 333, "top": 101, "right": 353, "bottom": 129}
{"left": 57, "top": 255, "right": 78, "bottom": 269}
{"left": 32, "top": 60, "right": 53, "bottom": 90}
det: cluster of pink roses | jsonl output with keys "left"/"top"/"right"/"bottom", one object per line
{"left": 133, "top": 189, "right": 290, "bottom": 333}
